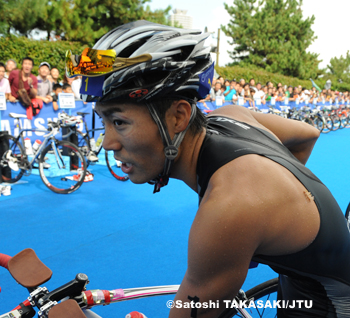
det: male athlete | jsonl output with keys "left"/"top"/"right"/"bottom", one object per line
{"left": 66, "top": 21, "right": 350, "bottom": 317}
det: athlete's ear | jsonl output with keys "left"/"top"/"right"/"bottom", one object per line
{"left": 166, "top": 100, "right": 192, "bottom": 134}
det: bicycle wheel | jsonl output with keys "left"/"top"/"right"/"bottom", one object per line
{"left": 321, "top": 117, "right": 332, "bottom": 134}
{"left": 105, "top": 150, "right": 129, "bottom": 181}
{"left": 345, "top": 114, "right": 350, "bottom": 128}
{"left": 312, "top": 117, "right": 324, "bottom": 132}
{"left": 76, "top": 130, "right": 98, "bottom": 167}
{"left": 39, "top": 140, "right": 87, "bottom": 194}
{"left": 339, "top": 114, "right": 347, "bottom": 129}
{"left": 331, "top": 115, "right": 340, "bottom": 131}
{"left": 76, "top": 130, "right": 90, "bottom": 158}
{"left": 0, "top": 135, "right": 26, "bottom": 183}
{"left": 219, "top": 278, "right": 279, "bottom": 318}
{"left": 302, "top": 117, "right": 314, "bottom": 126}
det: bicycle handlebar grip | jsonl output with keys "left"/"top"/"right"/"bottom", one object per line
{"left": 48, "top": 299, "right": 86, "bottom": 318}
{"left": 125, "top": 312, "right": 147, "bottom": 318}
{"left": 8, "top": 248, "right": 52, "bottom": 288}
{"left": 0, "top": 253, "right": 11, "bottom": 269}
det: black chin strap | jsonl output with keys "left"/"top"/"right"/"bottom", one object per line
{"left": 147, "top": 100, "right": 197, "bottom": 193}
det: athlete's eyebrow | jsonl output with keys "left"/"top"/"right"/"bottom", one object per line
{"left": 100, "top": 107, "right": 124, "bottom": 118}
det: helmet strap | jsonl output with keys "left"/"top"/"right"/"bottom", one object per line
{"left": 146, "top": 100, "right": 197, "bottom": 193}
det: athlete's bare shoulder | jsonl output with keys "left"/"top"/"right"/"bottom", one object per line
{"left": 195, "top": 153, "right": 320, "bottom": 257}
{"left": 206, "top": 105, "right": 320, "bottom": 165}
{"left": 207, "top": 105, "right": 281, "bottom": 141}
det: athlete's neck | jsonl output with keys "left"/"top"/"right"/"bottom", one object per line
{"left": 170, "top": 128, "right": 206, "bottom": 192}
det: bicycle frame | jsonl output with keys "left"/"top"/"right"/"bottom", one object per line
{"left": 11, "top": 124, "right": 65, "bottom": 171}
{"left": 0, "top": 249, "right": 254, "bottom": 318}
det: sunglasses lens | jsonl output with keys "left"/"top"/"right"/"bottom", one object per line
{"left": 65, "top": 48, "right": 116, "bottom": 77}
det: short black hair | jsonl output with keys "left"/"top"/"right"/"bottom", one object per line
{"left": 22, "top": 57, "right": 34, "bottom": 65}
{"left": 0, "top": 62, "right": 5, "bottom": 70}
{"left": 151, "top": 98, "right": 207, "bottom": 136}
{"left": 53, "top": 83, "right": 62, "bottom": 91}
{"left": 62, "top": 83, "right": 71, "bottom": 90}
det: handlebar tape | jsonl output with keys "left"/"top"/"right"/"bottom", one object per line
{"left": 0, "top": 253, "right": 11, "bottom": 269}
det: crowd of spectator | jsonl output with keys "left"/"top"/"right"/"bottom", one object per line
{"left": 1, "top": 58, "right": 349, "bottom": 118}
{"left": 0, "top": 57, "right": 83, "bottom": 117}
{"left": 200, "top": 76, "right": 350, "bottom": 109}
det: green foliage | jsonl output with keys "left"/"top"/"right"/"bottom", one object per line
{"left": 0, "top": 36, "right": 87, "bottom": 79}
{"left": 0, "top": 0, "right": 46, "bottom": 36}
{"left": 0, "top": 0, "right": 172, "bottom": 46}
{"left": 216, "top": 65, "right": 350, "bottom": 92}
{"left": 222, "top": 0, "right": 321, "bottom": 80}
{"left": 61, "top": 0, "right": 172, "bottom": 45}
{"left": 327, "top": 51, "right": 350, "bottom": 83}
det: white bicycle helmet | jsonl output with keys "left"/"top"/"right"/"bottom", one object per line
{"left": 66, "top": 20, "right": 214, "bottom": 192}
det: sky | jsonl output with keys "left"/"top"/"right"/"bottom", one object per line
{"left": 148, "top": 0, "right": 350, "bottom": 70}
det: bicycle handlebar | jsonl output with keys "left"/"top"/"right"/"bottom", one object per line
{"left": 0, "top": 253, "right": 11, "bottom": 270}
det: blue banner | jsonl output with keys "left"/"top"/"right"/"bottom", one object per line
{"left": 1, "top": 98, "right": 348, "bottom": 144}
{"left": 197, "top": 99, "right": 349, "bottom": 114}
{"left": 0, "top": 101, "right": 103, "bottom": 143}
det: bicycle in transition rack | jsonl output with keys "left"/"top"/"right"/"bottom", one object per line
{"left": 59, "top": 111, "right": 129, "bottom": 182}
{"left": 0, "top": 113, "right": 87, "bottom": 194}
{"left": 0, "top": 248, "right": 278, "bottom": 318}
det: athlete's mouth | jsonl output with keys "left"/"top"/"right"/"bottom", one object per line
{"left": 121, "top": 162, "right": 133, "bottom": 174}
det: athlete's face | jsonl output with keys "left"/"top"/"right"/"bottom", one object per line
{"left": 95, "top": 102, "right": 165, "bottom": 184}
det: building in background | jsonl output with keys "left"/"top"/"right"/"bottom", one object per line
{"left": 170, "top": 9, "right": 193, "bottom": 29}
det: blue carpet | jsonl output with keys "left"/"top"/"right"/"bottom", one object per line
{"left": 0, "top": 128, "right": 349, "bottom": 317}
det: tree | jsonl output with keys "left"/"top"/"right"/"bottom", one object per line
{"left": 327, "top": 51, "right": 350, "bottom": 83}
{"left": 42, "top": 0, "right": 172, "bottom": 46}
{"left": 0, "top": 0, "right": 45, "bottom": 36}
{"left": 222, "top": 0, "right": 322, "bottom": 79}
{"left": 0, "top": 0, "right": 171, "bottom": 46}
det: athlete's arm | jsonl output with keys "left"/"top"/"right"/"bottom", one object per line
{"left": 168, "top": 168, "right": 270, "bottom": 318}
{"left": 208, "top": 106, "right": 320, "bottom": 165}
{"left": 250, "top": 110, "right": 320, "bottom": 164}
{"left": 168, "top": 197, "right": 258, "bottom": 318}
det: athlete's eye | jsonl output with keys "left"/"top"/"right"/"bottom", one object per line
{"left": 113, "top": 119, "right": 125, "bottom": 126}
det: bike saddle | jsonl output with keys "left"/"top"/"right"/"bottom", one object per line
{"left": 9, "top": 113, "right": 27, "bottom": 119}
{"left": 77, "top": 112, "right": 90, "bottom": 116}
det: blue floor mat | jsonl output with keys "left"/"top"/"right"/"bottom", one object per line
{"left": 1, "top": 128, "right": 349, "bottom": 316}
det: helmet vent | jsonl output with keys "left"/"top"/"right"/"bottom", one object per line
{"left": 118, "top": 37, "right": 152, "bottom": 58}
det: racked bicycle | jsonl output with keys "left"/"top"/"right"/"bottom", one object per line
{"left": 59, "top": 111, "right": 129, "bottom": 182}
{"left": 0, "top": 113, "right": 87, "bottom": 194}
{"left": 0, "top": 248, "right": 278, "bottom": 318}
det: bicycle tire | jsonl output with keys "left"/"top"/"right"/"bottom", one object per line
{"left": 312, "top": 117, "right": 324, "bottom": 132}
{"left": 219, "top": 278, "right": 279, "bottom": 318}
{"left": 76, "top": 130, "right": 93, "bottom": 167}
{"left": 321, "top": 117, "right": 332, "bottom": 134}
{"left": 105, "top": 150, "right": 129, "bottom": 181}
{"left": 339, "top": 114, "right": 346, "bottom": 129}
{"left": 39, "top": 140, "right": 87, "bottom": 194}
{"left": 302, "top": 117, "right": 314, "bottom": 126}
{"left": 331, "top": 115, "right": 340, "bottom": 131}
{"left": 0, "top": 135, "right": 26, "bottom": 183}
{"left": 345, "top": 114, "right": 350, "bottom": 128}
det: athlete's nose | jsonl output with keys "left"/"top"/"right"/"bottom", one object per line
{"left": 102, "top": 126, "right": 122, "bottom": 152}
